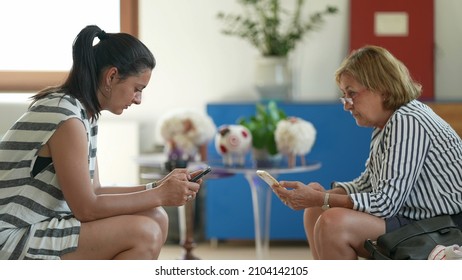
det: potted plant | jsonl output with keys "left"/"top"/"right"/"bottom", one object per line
{"left": 217, "top": 0, "right": 338, "bottom": 57}
{"left": 217, "top": 0, "right": 338, "bottom": 100}
{"left": 237, "top": 101, "right": 287, "bottom": 166}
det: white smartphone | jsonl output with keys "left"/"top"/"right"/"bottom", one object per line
{"left": 256, "top": 170, "right": 281, "bottom": 189}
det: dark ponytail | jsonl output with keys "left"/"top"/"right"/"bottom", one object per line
{"left": 32, "top": 25, "right": 156, "bottom": 120}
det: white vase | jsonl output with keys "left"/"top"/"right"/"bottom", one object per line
{"left": 254, "top": 56, "right": 292, "bottom": 101}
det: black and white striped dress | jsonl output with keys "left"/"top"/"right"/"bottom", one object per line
{"left": 0, "top": 93, "right": 97, "bottom": 259}
{"left": 335, "top": 100, "right": 462, "bottom": 220}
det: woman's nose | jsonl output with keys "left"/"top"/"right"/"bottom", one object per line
{"left": 133, "top": 92, "right": 142, "bottom": 105}
{"left": 343, "top": 102, "right": 353, "bottom": 111}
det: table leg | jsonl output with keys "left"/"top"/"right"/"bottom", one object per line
{"left": 245, "top": 173, "right": 272, "bottom": 260}
{"left": 178, "top": 201, "right": 200, "bottom": 260}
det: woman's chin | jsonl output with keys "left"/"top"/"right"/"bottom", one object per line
{"left": 354, "top": 118, "right": 367, "bottom": 128}
{"left": 110, "top": 109, "right": 124, "bottom": 115}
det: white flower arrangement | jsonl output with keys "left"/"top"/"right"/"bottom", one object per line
{"left": 274, "top": 116, "right": 316, "bottom": 167}
{"left": 157, "top": 109, "right": 217, "bottom": 161}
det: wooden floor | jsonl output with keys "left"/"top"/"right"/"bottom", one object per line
{"left": 158, "top": 240, "right": 313, "bottom": 260}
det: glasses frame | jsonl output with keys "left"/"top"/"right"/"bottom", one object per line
{"left": 339, "top": 87, "right": 369, "bottom": 106}
{"left": 339, "top": 97, "right": 354, "bottom": 106}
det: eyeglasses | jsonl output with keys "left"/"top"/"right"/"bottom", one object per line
{"left": 339, "top": 97, "right": 354, "bottom": 106}
{"left": 339, "top": 88, "right": 367, "bottom": 106}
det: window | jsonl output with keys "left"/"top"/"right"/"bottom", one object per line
{"left": 0, "top": 0, "right": 138, "bottom": 92}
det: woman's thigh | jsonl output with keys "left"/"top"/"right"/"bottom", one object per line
{"left": 61, "top": 214, "right": 159, "bottom": 260}
{"left": 315, "top": 208, "right": 385, "bottom": 255}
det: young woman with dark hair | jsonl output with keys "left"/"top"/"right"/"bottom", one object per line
{"left": 0, "top": 25, "right": 202, "bottom": 260}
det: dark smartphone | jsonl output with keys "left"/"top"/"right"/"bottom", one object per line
{"left": 190, "top": 166, "right": 212, "bottom": 182}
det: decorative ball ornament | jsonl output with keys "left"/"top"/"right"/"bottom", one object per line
{"left": 214, "top": 124, "right": 252, "bottom": 166}
{"left": 274, "top": 117, "right": 316, "bottom": 167}
{"left": 157, "top": 110, "right": 216, "bottom": 162}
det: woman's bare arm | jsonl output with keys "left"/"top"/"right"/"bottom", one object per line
{"left": 48, "top": 118, "right": 199, "bottom": 222}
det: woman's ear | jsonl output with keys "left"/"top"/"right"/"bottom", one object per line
{"left": 104, "top": 67, "right": 118, "bottom": 87}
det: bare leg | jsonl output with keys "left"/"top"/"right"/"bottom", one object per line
{"left": 137, "top": 206, "right": 169, "bottom": 244}
{"left": 61, "top": 207, "right": 169, "bottom": 260}
{"left": 312, "top": 208, "right": 385, "bottom": 259}
{"left": 304, "top": 207, "right": 322, "bottom": 259}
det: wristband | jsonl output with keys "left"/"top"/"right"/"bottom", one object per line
{"left": 145, "top": 181, "right": 157, "bottom": 190}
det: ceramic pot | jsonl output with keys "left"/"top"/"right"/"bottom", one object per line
{"left": 254, "top": 56, "right": 292, "bottom": 101}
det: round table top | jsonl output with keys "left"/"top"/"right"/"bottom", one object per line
{"left": 135, "top": 153, "right": 321, "bottom": 178}
{"left": 209, "top": 161, "right": 321, "bottom": 177}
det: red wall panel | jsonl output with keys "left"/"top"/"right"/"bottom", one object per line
{"left": 350, "top": 0, "right": 434, "bottom": 100}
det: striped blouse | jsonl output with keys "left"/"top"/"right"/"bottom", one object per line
{"left": 335, "top": 100, "right": 462, "bottom": 220}
{"left": 0, "top": 93, "right": 97, "bottom": 259}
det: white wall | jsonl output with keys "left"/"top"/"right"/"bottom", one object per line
{"left": 109, "top": 0, "right": 349, "bottom": 152}
{"left": 97, "top": 120, "right": 140, "bottom": 185}
{"left": 435, "top": 0, "right": 462, "bottom": 101}
{"left": 107, "top": 0, "right": 462, "bottom": 153}
{"left": 0, "top": 95, "right": 30, "bottom": 139}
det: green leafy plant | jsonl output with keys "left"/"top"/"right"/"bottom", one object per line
{"left": 238, "top": 101, "right": 287, "bottom": 155}
{"left": 217, "top": 0, "right": 338, "bottom": 57}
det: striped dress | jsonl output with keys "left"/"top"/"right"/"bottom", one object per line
{"left": 0, "top": 93, "right": 97, "bottom": 259}
{"left": 335, "top": 100, "right": 462, "bottom": 220}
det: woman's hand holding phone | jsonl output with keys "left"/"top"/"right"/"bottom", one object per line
{"left": 256, "top": 170, "right": 290, "bottom": 206}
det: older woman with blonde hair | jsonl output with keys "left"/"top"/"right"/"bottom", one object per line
{"left": 273, "top": 45, "right": 462, "bottom": 259}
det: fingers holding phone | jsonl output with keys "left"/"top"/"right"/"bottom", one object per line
{"left": 256, "top": 170, "right": 291, "bottom": 205}
{"left": 150, "top": 168, "right": 202, "bottom": 206}
{"left": 183, "top": 166, "right": 211, "bottom": 203}
{"left": 189, "top": 166, "right": 212, "bottom": 183}
{"left": 256, "top": 170, "right": 282, "bottom": 190}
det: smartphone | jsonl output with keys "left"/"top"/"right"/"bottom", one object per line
{"left": 190, "top": 166, "right": 212, "bottom": 182}
{"left": 256, "top": 170, "right": 281, "bottom": 189}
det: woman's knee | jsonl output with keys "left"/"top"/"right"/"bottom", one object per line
{"left": 143, "top": 207, "right": 169, "bottom": 243}
{"left": 154, "top": 207, "right": 169, "bottom": 229}
{"left": 128, "top": 216, "right": 165, "bottom": 257}
{"left": 315, "top": 208, "right": 350, "bottom": 234}
{"left": 312, "top": 209, "right": 384, "bottom": 259}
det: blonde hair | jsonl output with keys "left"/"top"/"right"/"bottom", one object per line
{"left": 335, "top": 45, "right": 421, "bottom": 110}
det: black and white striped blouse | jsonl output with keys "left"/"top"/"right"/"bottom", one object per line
{"left": 336, "top": 100, "right": 462, "bottom": 220}
{"left": 0, "top": 93, "right": 97, "bottom": 259}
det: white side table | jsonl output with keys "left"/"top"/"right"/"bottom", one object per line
{"left": 211, "top": 163, "right": 321, "bottom": 259}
